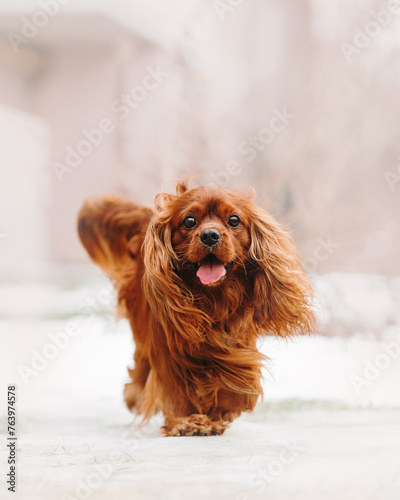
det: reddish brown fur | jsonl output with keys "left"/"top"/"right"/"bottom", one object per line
{"left": 77, "top": 181, "right": 316, "bottom": 436}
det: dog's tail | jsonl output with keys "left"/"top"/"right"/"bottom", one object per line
{"left": 77, "top": 195, "right": 154, "bottom": 276}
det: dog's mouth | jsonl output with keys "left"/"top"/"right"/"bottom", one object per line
{"left": 194, "top": 255, "right": 235, "bottom": 286}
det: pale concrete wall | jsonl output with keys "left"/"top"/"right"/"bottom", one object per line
{"left": 0, "top": 104, "right": 49, "bottom": 277}
{"left": 0, "top": 3, "right": 400, "bottom": 277}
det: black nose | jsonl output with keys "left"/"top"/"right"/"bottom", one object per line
{"left": 200, "top": 228, "right": 221, "bottom": 248}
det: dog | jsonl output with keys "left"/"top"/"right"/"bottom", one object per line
{"left": 77, "top": 180, "right": 316, "bottom": 436}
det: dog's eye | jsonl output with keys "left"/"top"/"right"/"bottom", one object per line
{"left": 228, "top": 215, "right": 241, "bottom": 228}
{"left": 183, "top": 216, "right": 196, "bottom": 228}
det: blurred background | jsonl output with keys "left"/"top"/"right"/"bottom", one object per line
{"left": 1, "top": 0, "right": 400, "bottom": 277}
{"left": 1, "top": 2, "right": 400, "bottom": 498}
{"left": 1, "top": 0, "right": 400, "bottom": 333}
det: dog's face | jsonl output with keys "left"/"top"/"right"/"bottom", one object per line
{"left": 79, "top": 180, "right": 316, "bottom": 344}
{"left": 169, "top": 187, "right": 252, "bottom": 286}
{"left": 142, "top": 180, "right": 316, "bottom": 338}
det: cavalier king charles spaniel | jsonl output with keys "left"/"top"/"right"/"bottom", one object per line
{"left": 77, "top": 180, "right": 316, "bottom": 436}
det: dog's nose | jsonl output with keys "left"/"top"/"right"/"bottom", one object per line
{"left": 200, "top": 228, "right": 221, "bottom": 248}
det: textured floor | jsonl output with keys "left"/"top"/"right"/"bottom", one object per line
{"left": 1, "top": 275, "right": 399, "bottom": 499}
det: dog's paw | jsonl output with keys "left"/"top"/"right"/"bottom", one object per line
{"left": 161, "top": 414, "right": 228, "bottom": 437}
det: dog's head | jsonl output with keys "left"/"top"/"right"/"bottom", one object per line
{"left": 142, "top": 180, "right": 316, "bottom": 340}
{"left": 168, "top": 183, "right": 254, "bottom": 286}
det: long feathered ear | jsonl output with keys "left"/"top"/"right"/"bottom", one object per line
{"left": 248, "top": 206, "right": 317, "bottom": 337}
{"left": 141, "top": 196, "right": 211, "bottom": 351}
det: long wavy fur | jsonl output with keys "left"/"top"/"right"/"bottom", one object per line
{"left": 77, "top": 180, "right": 317, "bottom": 436}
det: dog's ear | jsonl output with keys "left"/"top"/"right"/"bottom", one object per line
{"left": 176, "top": 179, "right": 189, "bottom": 195}
{"left": 154, "top": 179, "right": 189, "bottom": 211}
{"left": 154, "top": 193, "right": 176, "bottom": 212}
{"left": 142, "top": 198, "right": 210, "bottom": 349}
{"left": 77, "top": 195, "right": 153, "bottom": 276}
{"left": 248, "top": 206, "right": 317, "bottom": 337}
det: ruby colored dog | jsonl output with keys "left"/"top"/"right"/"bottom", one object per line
{"left": 77, "top": 181, "right": 316, "bottom": 436}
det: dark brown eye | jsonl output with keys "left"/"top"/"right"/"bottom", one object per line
{"left": 228, "top": 215, "right": 241, "bottom": 228}
{"left": 183, "top": 216, "right": 196, "bottom": 228}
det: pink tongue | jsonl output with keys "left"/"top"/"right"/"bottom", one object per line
{"left": 196, "top": 261, "right": 226, "bottom": 285}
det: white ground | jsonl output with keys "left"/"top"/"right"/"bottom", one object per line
{"left": 1, "top": 272, "right": 400, "bottom": 499}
